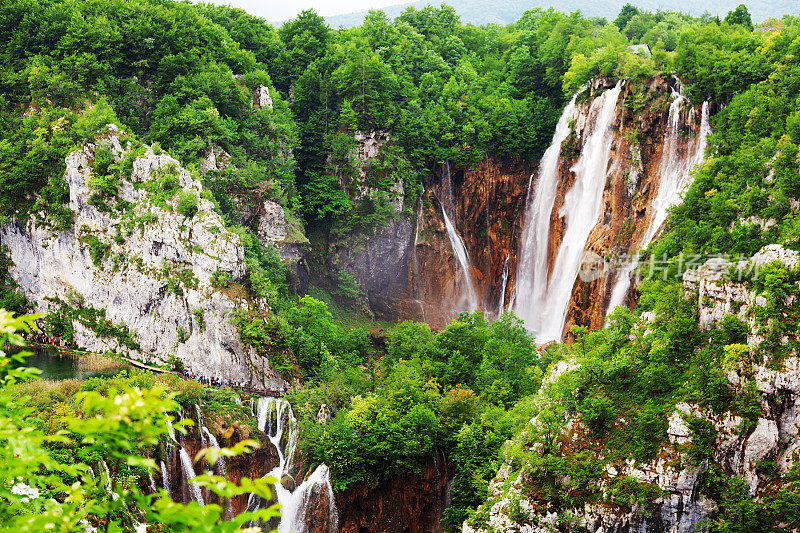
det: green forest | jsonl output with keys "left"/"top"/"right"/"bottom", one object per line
{"left": 1, "top": 0, "right": 800, "bottom": 531}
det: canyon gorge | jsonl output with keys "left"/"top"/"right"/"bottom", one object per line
{"left": 0, "top": 75, "right": 717, "bottom": 532}
{"left": 5, "top": 1, "right": 798, "bottom": 530}
{"left": 341, "top": 75, "right": 711, "bottom": 342}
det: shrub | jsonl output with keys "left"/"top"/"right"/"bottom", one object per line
{"left": 211, "top": 269, "right": 233, "bottom": 289}
{"left": 80, "top": 234, "right": 110, "bottom": 268}
{"left": 176, "top": 190, "right": 199, "bottom": 218}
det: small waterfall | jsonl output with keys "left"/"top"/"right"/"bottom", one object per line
{"left": 605, "top": 97, "right": 711, "bottom": 316}
{"left": 203, "top": 426, "right": 233, "bottom": 519}
{"left": 278, "top": 465, "right": 339, "bottom": 533}
{"left": 251, "top": 397, "right": 338, "bottom": 532}
{"left": 179, "top": 448, "right": 205, "bottom": 506}
{"left": 165, "top": 418, "right": 176, "bottom": 443}
{"left": 99, "top": 460, "right": 113, "bottom": 496}
{"left": 160, "top": 460, "right": 171, "bottom": 499}
{"left": 437, "top": 162, "right": 478, "bottom": 313}
{"left": 497, "top": 253, "right": 510, "bottom": 316}
{"left": 195, "top": 404, "right": 207, "bottom": 448}
{"left": 202, "top": 427, "right": 227, "bottom": 478}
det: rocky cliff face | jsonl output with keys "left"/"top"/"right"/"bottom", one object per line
{"left": 325, "top": 130, "right": 418, "bottom": 320}
{"left": 412, "top": 158, "right": 533, "bottom": 327}
{"left": 337, "top": 77, "right": 709, "bottom": 333}
{"left": 336, "top": 452, "right": 453, "bottom": 533}
{"left": 464, "top": 246, "right": 800, "bottom": 533}
{"left": 0, "top": 126, "right": 283, "bottom": 389}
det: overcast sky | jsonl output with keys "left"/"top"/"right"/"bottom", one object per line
{"left": 191, "top": 0, "right": 402, "bottom": 23}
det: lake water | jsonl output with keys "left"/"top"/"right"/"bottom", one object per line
{"left": 10, "top": 345, "right": 131, "bottom": 381}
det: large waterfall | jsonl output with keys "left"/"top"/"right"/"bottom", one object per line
{"left": 512, "top": 94, "right": 579, "bottom": 332}
{"left": 437, "top": 162, "right": 479, "bottom": 313}
{"left": 514, "top": 82, "right": 622, "bottom": 343}
{"left": 605, "top": 94, "right": 711, "bottom": 316}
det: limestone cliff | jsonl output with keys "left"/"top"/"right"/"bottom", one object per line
{"left": 464, "top": 246, "right": 800, "bottom": 533}
{"left": 0, "top": 125, "right": 283, "bottom": 389}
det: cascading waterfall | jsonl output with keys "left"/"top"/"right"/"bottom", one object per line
{"left": 536, "top": 81, "right": 622, "bottom": 342}
{"left": 512, "top": 95, "right": 579, "bottom": 334}
{"left": 278, "top": 465, "right": 338, "bottom": 533}
{"left": 497, "top": 253, "right": 510, "bottom": 316}
{"left": 165, "top": 418, "right": 176, "bottom": 443}
{"left": 605, "top": 96, "right": 711, "bottom": 316}
{"left": 179, "top": 447, "right": 205, "bottom": 506}
{"left": 438, "top": 162, "right": 479, "bottom": 313}
{"left": 203, "top": 426, "right": 234, "bottom": 519}
{"left": 513, "top": 83, "right": 625, "bottom": 343}
{"left": 249, "top": 397, "right": 338, "bottom": 532}
{"left": 160, "top": 460, "right": 171, "bottom": 499}
{"left": 202, "top": 427, "right": 227, "bottom": 478}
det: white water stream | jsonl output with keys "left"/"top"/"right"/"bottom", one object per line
{"left": 250, "top": 397, "right": 338, "bottom": 533}
{"left": 438, "top": 162, "right": 479, "bottom": 313}
{"left": 605, "top": 95, "right": 710, "bottom": 317}
{"left": 514, "top": 83, "right": 622, "bottom": 342}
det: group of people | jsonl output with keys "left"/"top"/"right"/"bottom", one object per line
{"left": 29, "top": 333, "right": 76, "bottom": 350}
{"left": 173, "top": 365, "right": 286, "bottom": 396}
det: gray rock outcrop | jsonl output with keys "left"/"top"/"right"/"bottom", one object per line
{"left": 0, "top": 126, "right": 284, "bottom": 389}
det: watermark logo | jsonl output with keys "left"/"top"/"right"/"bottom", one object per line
{"left": 579, "top": 251, "right": 609, "bottom": 282}
{"left": 578, "top": 252, "right": 761, "bottom": 283}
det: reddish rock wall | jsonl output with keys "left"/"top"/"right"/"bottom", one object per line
{"left": 336, "top": 452, "right": 453, "bottom": 533}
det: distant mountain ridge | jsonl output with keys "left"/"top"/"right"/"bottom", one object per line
{"left": 325, "top": 0, "right": 795, "bottom": 27}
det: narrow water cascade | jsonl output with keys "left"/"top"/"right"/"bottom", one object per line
{"left": 251, "top": 397, "right": 338, "bottom": 532}
{"left": 437, "top": 162, "right": 479, "bottom": 313}
{"left": 605, "top": 97, "right": 711, "bottom": 316}
{"left": 179, "top": 447, "right": 205, "bottom": 506}
{"left": 497, "top": 253, "right": 510, "bottom": 316}
{"left": 203, "top": 426, "right": 234, "bottom": 519}
{"left": 160, "top": 460, "right": 171, "bottom": 499}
